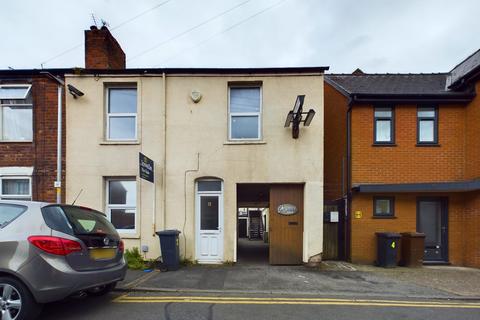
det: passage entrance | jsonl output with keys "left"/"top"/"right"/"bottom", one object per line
{"left": 236, "top": 183, "right": 304, "bottom": 265}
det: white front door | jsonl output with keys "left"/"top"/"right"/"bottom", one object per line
{"left": 195, "top": 180, "right": 224, "bottom": 263}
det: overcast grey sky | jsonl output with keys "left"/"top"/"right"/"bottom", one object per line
{"left": 1, "top": 0, "right": 479, "bottom": 73}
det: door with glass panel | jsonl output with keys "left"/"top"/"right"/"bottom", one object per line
{"left": 195, "top": 180, "right": 223, "bottom": 263}
{"left": 417, "top": 198, "right": 448, "bottom": 262}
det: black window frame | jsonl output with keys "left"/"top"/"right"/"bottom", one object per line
{"left": 373, "top": 106, "right": 395, "bottom": 145}
{"left": 373, "top": 196, "right": 395, "bottom": 218}
{"left": 417, "top": 106, "right": 438, "bottom": 145}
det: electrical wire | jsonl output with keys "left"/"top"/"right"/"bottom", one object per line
{"left": 155, "top": 0, "right": 289, "bottom": 67}
{"left": 39, "top": 0, "right": 175, "bottom": 67}
{"left": 127, "top": 0, "right": 253, "bottom": 62}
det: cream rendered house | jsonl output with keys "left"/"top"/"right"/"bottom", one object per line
{"left": 65, "top": 27, "right": 327, "bottom": 265}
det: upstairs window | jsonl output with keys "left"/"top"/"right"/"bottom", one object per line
{"left": 106, "top": 87, "right": 137, "bottom": 141}
{"left": 374, "top": 107, "right": 394, "bottom": 144}
{"left": 229, "top": 86, "right": 261, "bottom": 140}
{"left": 0, "top": 85, "right": 33, "bottom": 141}
{"left": 417, "top": 107, "right": 438, "bottom": 144}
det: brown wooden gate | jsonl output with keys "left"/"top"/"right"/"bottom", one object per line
{"left": 269, "top": 184, "right": 304, "bottom": 265}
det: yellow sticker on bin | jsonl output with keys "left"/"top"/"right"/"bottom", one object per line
{"left": 391, "top": 242, "right": 395, "bottom": 249}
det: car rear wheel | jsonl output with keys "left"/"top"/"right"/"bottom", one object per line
{"left": 87, "top": 282, "right": 117, "bottom": 297}
{"left": 0, "top": 277, "right": 42, "bottom": 320}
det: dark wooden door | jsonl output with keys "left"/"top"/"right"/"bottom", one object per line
{"left": 417, "top": 198, "right": 448, "bottom": 262}
{"left": 269, "top": 184, "right": 304, "bottom": 265}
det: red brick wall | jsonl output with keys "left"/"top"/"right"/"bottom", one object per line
{"left": 324, "top": 83, "right": 348, "bottom": 201}
{"left": 350, "top": 193, "right": 468, "bottom": 265}
{"left": 0, "top": 75, "right": 66, "bottom": 203}
{"left": 463, "top": 191, "right": 480, "bottom": 267}
{"left": 351, "top": 104, "right": 466, "bottom": 185}
{"left": 85, "top": 26, "right": 126, "bottom": 69}
{"left": 465, "top": 81, "right": 480, "bottom": 180}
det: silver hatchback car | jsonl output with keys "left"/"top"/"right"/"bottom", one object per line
{"left": 0, "top": 200, "right": 127, "bottom": 320}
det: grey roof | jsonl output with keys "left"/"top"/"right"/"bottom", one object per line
{"left": 325, "top": 73, "right": 474, "bottom": 102}
{"left": 447, "top": 48, "right": 480, "bottom": 89}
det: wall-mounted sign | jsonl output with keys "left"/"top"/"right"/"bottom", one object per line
{"left": 354, "top": 210, "right": 363, "bottom": 219}
{"left": 277, "top": 204, "right": 298, "bottom": 216}
{"left": 330, "top": 211, "right": 339, "bottom": 223}
{"left": 139, "top": 152, "right": 154, "bottom": 183}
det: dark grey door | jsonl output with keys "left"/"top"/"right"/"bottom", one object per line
{"left": 417, "top": 198, "right": 448, "bottom": 262}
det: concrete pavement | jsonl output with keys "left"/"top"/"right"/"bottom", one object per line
{"left": 116, "top": 262, "right": 480, "bottom": 300}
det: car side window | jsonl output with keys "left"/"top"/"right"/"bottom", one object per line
{"left": 41, "top": 206, "right": 74, "bottom": 235}
{"left": 0, "top": 203, "right": 27, "bottom": 228}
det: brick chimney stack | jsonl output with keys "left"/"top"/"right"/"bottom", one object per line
{"left": 85, "top": 25, "right": 126, "bottom": 69}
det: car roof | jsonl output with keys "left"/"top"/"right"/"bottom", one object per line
{"left": 0, "top": 200, "right": 50, "bottom": 209}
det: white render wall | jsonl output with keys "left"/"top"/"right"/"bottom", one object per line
{"left": 66, "top": 72, "right": 324, "bottom": 263}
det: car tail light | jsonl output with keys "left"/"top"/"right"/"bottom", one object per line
{"left": 118, "top": 240, "right": 125, "bottom": 253}
{"left": 28, "top": 236, "right": 82, "bottom": 256}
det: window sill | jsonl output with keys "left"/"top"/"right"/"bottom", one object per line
{"left": 224, "top": 140, "right": 266, "bottom": 145}
{"left": 100, "top": 141, "right": 140, "bottom": 146}
{"left": 416, "top": 143, "right": 440, "bottom": 147}
{"left": 372, "top": 143, "right": 397, "bottom": 147}
{"left": 372, "top": 216, "right": 397, "bottom": 219}
{"left": 0, "top": 140, "right": 33, "bottom": 143}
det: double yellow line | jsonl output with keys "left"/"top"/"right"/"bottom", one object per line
{"left": 114, "top": 295, "right": 480, "bottom": 309}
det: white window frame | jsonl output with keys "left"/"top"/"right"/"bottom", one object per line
{"left": 0, "top": 84, "right": 33, "bottom": 142}
{"left": 0, "top": 84, "right": 32, "bottom": 99}
{"left": 105, "top": 86, "right": 138, "bottom": 141}
{"left": 105, "top": 178, "right": 137, "bottom": 234}
{"left": 228, "top": 86, "right": 262, "bottom": 141}
{"left": 0, "top": 176, "right": 32, "bottom": 200}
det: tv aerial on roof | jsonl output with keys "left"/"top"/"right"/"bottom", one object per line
{"left": 284, "top": 95, "right": 316, "bottom": 139}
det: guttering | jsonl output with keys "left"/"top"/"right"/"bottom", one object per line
{"left": 350, "top": 93, "right": 475, "bottom": 104}
{"left": 66, "top": 66, "right": 329, "bottom": 76}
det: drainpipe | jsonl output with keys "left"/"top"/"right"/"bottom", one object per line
{"left": 40, "top": 72, "right": 64, "bottom": 203}
{"left": 162, "top": 72, "right": 167, "bottom": 229}
{"left": 56, "top": 85, "right": 63, "bottom": 203}
{"left": 345, "top": 95, "right": 354, "bottom": 261}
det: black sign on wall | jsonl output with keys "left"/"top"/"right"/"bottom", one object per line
{"left": 139, "top": 153, "right": 154, "bottom": 183}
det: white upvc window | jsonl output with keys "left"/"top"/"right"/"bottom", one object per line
{"left": 106, "top": 87, "right": 137, "bottom": 141}
{"left": 0, "top": 177, "right": 32, "bottom": 200}
{"left": 228, "top": 86, "right": 262, "bottom": 140}
{"left": 106, "top": 178, "right": 137, "bottom": 233}
{"left": 0, "top": 84, "right": 33, "bottom": 142}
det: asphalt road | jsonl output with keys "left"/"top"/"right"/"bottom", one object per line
{"left": 36, "top": 291, "right": 480, "bottom": 320}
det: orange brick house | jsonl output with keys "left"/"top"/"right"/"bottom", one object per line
{"left": 324, "top": 49, "right": 480, "bottom": 267}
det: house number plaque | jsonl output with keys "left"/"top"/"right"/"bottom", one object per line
{"left": 277, "top": 204, "right": 298, "bottom": 216}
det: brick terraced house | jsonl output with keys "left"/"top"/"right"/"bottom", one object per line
{"left": 0, "top": 69, "right": 69, "bottom": 203}
{"left": 325, "top": 49, "right": 480, "bottom": 267}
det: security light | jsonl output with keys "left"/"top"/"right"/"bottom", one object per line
{"left": 284, "top": 95, "right": 315, "bottom": 139}
{"left": 304, "top": 109, "right": 315, "bottom": 126}
{"left": 284, "top": 111, "right": 294, "bottom": 127}
{"left": 67, "top": 84, "right": 84, "bottom": 99}
{"left": 292, "top": 95, "right": 305, "bottom": 114}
